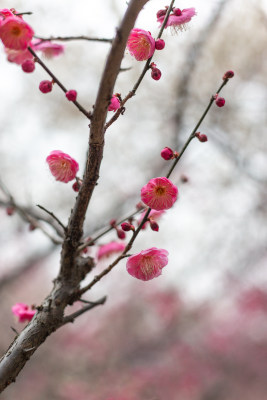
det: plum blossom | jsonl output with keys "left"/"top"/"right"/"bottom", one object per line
{"left": 46, "top": 150, "right": 79, "bottom": 183}
{"left": 32, "top": 40, "right": 64, "bottom": 58}
{"left": 108, "top": 95, "right": 120, "bottom": 112}
{"left": 157, "top": 8, "right": 196, "bottom": 32}
{"left": 141, "top": 177, "right": 178, "bottom": 211}
{"left": 0, "top": 16, "right": 34, "bottom": 50}
{"left": 126, "top": 247, "right": 169, "bottom": 281}
{"left": 127, "top": 28, "right": 155, "bottom": 61}
{"left": 12, "top": 303, "right": 36, "bottom": 323}
{"left": 4, "top": 47, "right": 33, "bottom": 64}
{"left": 97, "top": 241, "right": 126, "bottom": 260}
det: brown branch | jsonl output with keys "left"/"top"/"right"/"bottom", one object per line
{"left": 0, "top": 0, "right": 148, "bottom": 392}
{"left": 37, "top": 204, "right": 67, "bottom": 232}
{"left": 34, "top": 35, "right": 112, "bottom": 43}
{"left": 62, "top": 296, "right": 107, "bottom": 324}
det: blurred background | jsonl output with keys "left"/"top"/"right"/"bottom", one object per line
{"left": 0, "top": 0, "right": 267, "bottom": 399}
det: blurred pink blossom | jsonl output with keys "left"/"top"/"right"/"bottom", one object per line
{"left": 108, "top": 95, "right": 120, "bottom": 112}
{"left": 157, "top": 8, "right": 196, "bottom": 32}
{"left": 32, "top": 40, "right": 64, "bottom": 58}
{"left": 97, "top": 241, "right": 126, "bottom": 260}
{"left": 12, "top": 303, "right": 36, "bottom": 323}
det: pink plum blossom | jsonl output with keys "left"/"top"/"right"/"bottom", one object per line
{"left": 141, "top": 177, "right": 178, "bottom": 211}
{"left": 46, "top": 150, "right": 79, "bottom": 183}
{"left": 12, "top": 303, "right": 36, "bottom": 323}
{"left": 157, "top": 8, "right": 196, "bottom": 32}
{"left": 5, "top": 47, "right": 33, "bottom": 64}
{"left": 108, "top": 95, "right": 120, "bottom": 112}
{"left": 32, "top": 40, "right": 65, "bottom": 58}
{"left": 97, "top": 241, "right": 126, "bottom": 260}
{"left": 0, "top": 16, "right": 34, "bottom": 50}
{"left": 126, "top": 247, "right": 169, "bottom": 281}
{"left": 0, "top": 8, "right": 14, "bottom": 19}
{"left": 127, "top": 28, "right": 155, "bottom": 61}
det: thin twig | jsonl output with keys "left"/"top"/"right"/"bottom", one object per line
{"left": 34, "top": 35, "right": 112, "bottom": 43}
{"left": 62, "top": 296, "right": 107, "bottom": 324}
{"left": 27, "top": 46, "right": 92, "bottom": 120}
{"left": 37, "top": 204, "right": 67, "bottom": 232}
{"left": 79, "top": 78, "right": 231, "bottom": 295}
{"left": 104, "top": 0, "right": 176, "bottom": 131}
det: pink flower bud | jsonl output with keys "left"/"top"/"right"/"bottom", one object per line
{"left": 121, "top": 222, "right": 132, "bottom": 231}
{"left": 151, "top": 67, "right": 162, "bottom": 81}
{"left": 72, "top": 182, "right": 80, "bottom": 192}
{"left": 117, "top": 229, "right": 126, "bottom": 239}
{"left": 195, "top": 132, "right": 208, "bottom": 142}
{"left": 150, "top": 220, "right": 159, "bottom": 232}
{"left": 173, "top": 8, "right": 182, "bottom": 16}
{"left": 66, "top": 90, "right": 77, "bottom": 102}
{"left": 223, "top": 70, "right": 234, "bottom": 80}
{"left": 39, "top": 80, "right": 53, "bottom": 94}
{"left": 21, "top": 59, "right": 35, "bottom": 73}
{"left": 6, "top": 207, "right": 15, "bottom": 216}
{"left": 180, "top": 174, "right": 189, "bottom": 183}
{"left": 155, "top": 39, "right": 165, "bottom": 50}
{"left": 161, "top": 147, "right": 174, "bottom": 160}
{"left": 109, "top": 219, "right": 117, "bottom": 227}
{"left": 156, "top": 9, "right": 167, "bottom": 19}
{"left": 215, "top": 97, "right": 225, "bottom": 107}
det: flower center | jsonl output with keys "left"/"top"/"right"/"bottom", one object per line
{"left": 11, "top": 26, "right": 21, "bottom": 36}
{"left": 155, "top": 186, "right": 165, "bottom": 196}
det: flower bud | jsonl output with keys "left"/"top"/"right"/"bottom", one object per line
{"left": 22, "top": 59, "right": 35, "bottom": 73}
{"left": 173, "top": 8, "right": 182, "bottom": 16}
{"left": 121, "top": 222, "right": 132, "bottom": 231}
{"left": 6, "top": 207, "right": 15, "bottom": 216}
{"left": 39, "top": 80, "right": 53, "bottom": 94}
{"left": 195, "top": 132, "right": 208, "bottom": 142}
{"left": 117, "top": 229, "right": 126, "bottom": 239}
{"left": 161, "top": 147, "right": 174, "bottom": 160}
{"left": 29, "top": 223, "right": 36, "bottom": 231}
{"left": 66, "top": 90, "right": 77, "bottom": 102}
{"left": 150, "top": 220, "right": 159, "bottom": 232}
{"left": 151, "top": 67, "right": 162, "bottom": 81}
{"left": 109, "top": 219, "right": 117, "bottom": 227}
{"left": 223, "top": 70, "right": 234, "bottom": 80}
{"left": 72, "top": 182, "right": 80, "bottom": 192}
{"left": 215, "top": 97, "right": 225, "bottom": 107}
{"left": 155, "top": 39, "right": 165, "bottom": 50}
{"left": 156, "top": 9, "right": 167, "bottom": 19}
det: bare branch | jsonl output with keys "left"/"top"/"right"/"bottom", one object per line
{"left": 34, "top": 35, "right": 112, "bottom": 43}
{"left": 62, "top": 296, "right": 107, "bottom": 325}
{"left": 37, "top": 204, "right": 67, "bottom": 232}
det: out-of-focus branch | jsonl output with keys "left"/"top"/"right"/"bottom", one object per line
{"left": 34, "top": 35, "right": 113, "bottom": 43}
{"left": 62, "top": 296, "right": 107, "bottom": 325}
{"left": 172, "top": 0, "right": 230, "bottom": 149}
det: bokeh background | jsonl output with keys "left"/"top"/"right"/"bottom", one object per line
{"left": 1, "top": 0, "right": 267, "bottom": 399}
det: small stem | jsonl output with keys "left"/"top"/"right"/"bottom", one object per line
{"left": 104, "top": 0, "right": 175, "bottom": 131}
{"left": 15, "top": 12, "right": 33, "bottom": 16}
{"left": 62, "top": 296, "right": 107, "bottom": 324}
{"left": 34, "top": 35, "right": 112, "bottom": 43}
{"left": 37, "top": 204, "right": 66, "bottom": 232}
{"left": 27, "top": 46, "right": 92, "bottom": 120}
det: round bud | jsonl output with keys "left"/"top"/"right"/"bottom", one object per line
{"left": 173, "top": 8, "right": 182, "bottom": 16}
{"left": 22, "top": 59, "right": 35, "bottom": 73}
{"left": 223, "top": 70, "right": 234, "bottom": 80}
{"left": 196, "top": 133, "right": 208, "bottom": 142}
{"left": 121, "top": 222, "right": 132, "bottom": 232}
{"left": 150, "top": 220, "right": 159, "bottom": 232}
{"left": 39, "top": 80, "right": 53, "bottom": 94}
{"left": 117, "top": 229, "right": 126, "bottom": 239}
{"left": 215, "top": 97, "right": 225, "bottom": 107}
{"left": 29, "top": 223, "right": 36, "bottom": 231}
{"left": 161, "top": 147, "right": 174, "bottom": 160}
{"left": 151, "top": 68, "right": 162, "bottom": 81}
{"left": 155, "top": 39, "right": 165, "bottom": 51}
{"left": 72, "top": 182, "right": 80, "bottom": 192}
{"left": 109, "top": 219, "right": 117, "bottom": 227}
{"left": 66, "top": 90, "right": 77, "bottom": 102}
